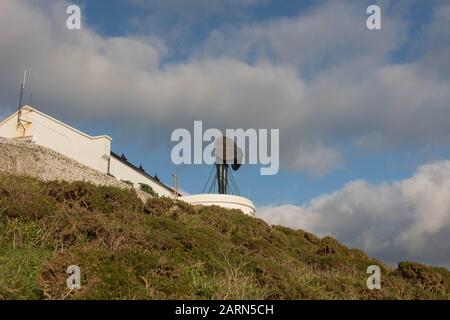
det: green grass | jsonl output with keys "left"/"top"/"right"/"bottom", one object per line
{"left": 139, "top": 183, "right": 158, "bottom": 198}
{"left": 0, "top": 173, "right": 448, "bottom": 300}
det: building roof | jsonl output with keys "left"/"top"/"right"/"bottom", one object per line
{"left": 0, "top": 105, "right": 112, "bottom": 141}
{"left": 1, "top": 105, "right": 177, "bottom": 195}
{"left": 110, "top": 151, "right": 178, "bottom": 195}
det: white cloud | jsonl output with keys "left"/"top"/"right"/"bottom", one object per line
{"left": 353, "top": 132, "right": 386, "bottom": 152}
{"left": 258, "top": 161, "right": 450, "bottom": 268}
{"left": 0, "top": 0, "right": 449, "bottom": 176}
{"left": 289, "top": 143, "right": 343, "bottom": 176}
{"left": 128, "top": 0, "right": 267, "bottom": 18}
{"left": 415, "top": 3, "right": 450, "bottom": 77}
{"left": 197, "top": 1, "right": 404, "bottom": 70}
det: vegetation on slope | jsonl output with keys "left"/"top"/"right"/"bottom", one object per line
{"left": 0, "top": 174, "right": 448, "bottom": 300}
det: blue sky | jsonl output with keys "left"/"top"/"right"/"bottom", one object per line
{"left": 64, "top": 0, "right": 448, "bottom": 206}
{"left": 0, "top": 0, "right": 449, "bottom": 267}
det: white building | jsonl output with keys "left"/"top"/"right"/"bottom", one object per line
{"left": 0, "top": 105, "right": 175, "bottom": 197}
{"left": 179, "top": 194, "right": 256, "bottom": 216}
{"left": 0, "top": 105, "right": 256, "bottom": 216}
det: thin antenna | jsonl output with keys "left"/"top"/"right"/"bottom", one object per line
{"left": 17, "top": 69, "right": 27, "bottom": 134}
{"left": 172, "top": 174, "right": 179, "bottom": 199}
{"left": 18, "top": 69, "right": 27, "bottom": 108}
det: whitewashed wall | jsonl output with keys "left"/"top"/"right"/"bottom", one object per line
{"left": 109, "top": 156, "right": 174, "bottom": 197}
{"left": 0, "top": 106, "right": 175, "bottom": 197}
{"left": 180, "top": 194, "right": 256, "bottom": 216}
{"left": 0, "top": 106, "right": 111, "bottom": 173}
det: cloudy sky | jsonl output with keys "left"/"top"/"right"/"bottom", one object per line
{"left": 0, "top": 0, "right": 449, "bottom": 268}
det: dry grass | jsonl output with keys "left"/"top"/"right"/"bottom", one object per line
{"left": 0, "top": 173, "right": 449, "bottom": 300}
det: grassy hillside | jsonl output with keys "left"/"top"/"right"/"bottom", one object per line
{"left": 0, "top": 174, "right": 448, "bottom": 300}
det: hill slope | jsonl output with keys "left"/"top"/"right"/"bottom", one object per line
{"left": 0, "top": 174, "right": 448, "bottom": 299}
